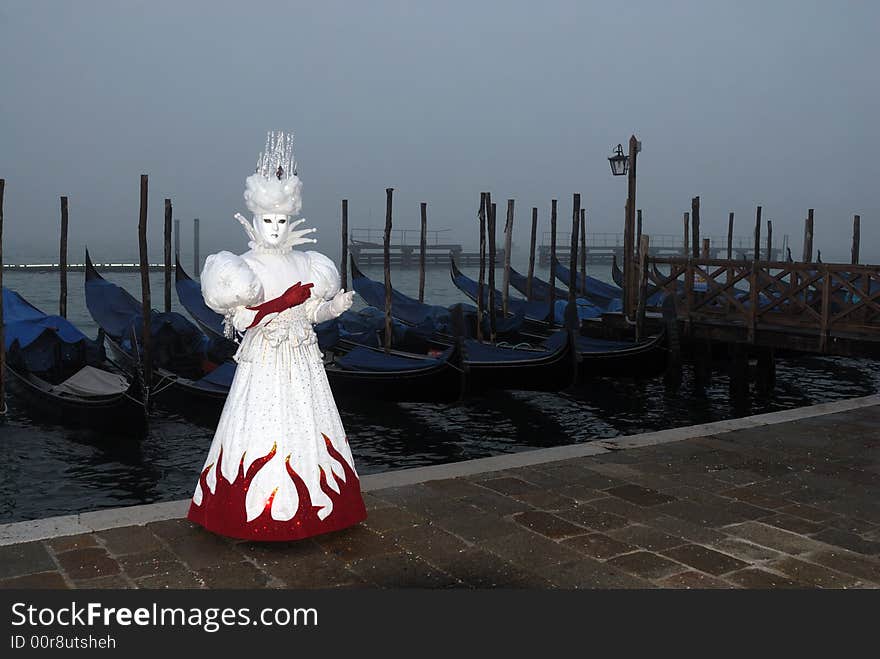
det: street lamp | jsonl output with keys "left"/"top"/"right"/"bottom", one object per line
{"left": 608, "top": 144, "right": 628, "bottom": 177}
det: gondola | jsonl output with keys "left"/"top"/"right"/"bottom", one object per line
{"left": 2, "top": 287, "right": 145, "bottom": 430}
{"left": 574, "top": 332, "right": 667, "bottom": 378}
{"left": 350, "top": 256, "right": 526, "bottom": 340}
{"left": 551, "top": 256, "right": 623, "bottom": 311}
{"left": 85, "top": 251, "right": 234, "bottom": 422}
{"left": 508, "top": 266, "right": 567, "bottom": 302}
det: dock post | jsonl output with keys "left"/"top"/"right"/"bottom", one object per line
{"left": 691, "top": 197, "right": 700, "bottom": 260}
{"left": 419, "top": 202, "right": 427, "bottom": 303}
{"left": 579, "top": 208, "right": 587, "bottom": 293}
{"left": 174, "top": 219, "right": 180, "bottom": 261}
{"left": 527, "top": 207, "right": 537, "bottom": 300}
{"left": 662, "top": 295, "right": 682, "bottom": 391}
{"left": 701, "top": 238, "right": 710, "bottom": 259}
{"left": 803, "top": 209, "right": 814, "bottom": 262}
{"left": 477, "top": 193, "right": 486, "bottom": 342}
{"left": 488, "top": 201, "right": 497, "bottom": 342}
{"left": 623, "top": 135, "right": 639, "bottom": 320}
{"left": 0, "top": 179, "right": 5, "bottom": 416}
{"left": 565, "top": 194, "right": 580, "bottom": 329}
{"left": 193, "top": 218, "right": 200, "bottom": 277}
{"left": 727, "top": 212, "right": 734, "bottom": 260}
{"left": 341, "top": 199, "right": 349, "bottom": 290}
{"left": 59, "top": 196, "right": 69, "bottom": 318}
{"left": 164, "top": 199, "right": 172, "bottom": 313}
{"left": 683, "top": 212, "right": 690, "bottom": 258}
{"left": 548, "top": 199, "right": 558, "bottom": 326}
{"left": 756, "top": 347, "right": 776, "bottom": 397}
{"left": 636, "top": 235, "right": 649, "bottom": 341}
{"left": 636, "top": 209, "right": 642, "bottom": 258}
{"left": 138, "top": 175, "right": 152, "bottom": 410}
{"left": 766, "top": 220, "right": 773, "bottom": 262}
{"left": 728, "top": 343, "right": 750, "bottom": 402}
{"left": 502, "top": 199, "right": 513, "bottom": 316}
{"left": 383, "top": 188, "right": 393, "bottom": 352}
{"left": 852, "top": 214, "right": 860, "bottom": 265}
{"left": 753, "top": 206, "right": 762, "bottom": 261}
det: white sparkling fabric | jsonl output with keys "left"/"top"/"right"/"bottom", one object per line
{"left": 192, "top": 246, "right": 357, "bottom": 523}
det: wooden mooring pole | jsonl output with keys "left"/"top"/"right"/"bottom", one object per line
{"left": 691, "top": 197, "right": 700, "bottom": 260}
{"left": 548, "top": 199, "right": 557, "bottom": 326}
{"left": 753, "top": 206, "right": 762, "bottom": 261}
{"left": 683, "top": 212, "right": 689, "bottom": 258}
{"left": 624, "top": 135, "right": 639, "bottom": 319}
{"left": 502, "top": 199, "right": 513, "bottom": 316}
{"left": 701, "top": 238, "right": 710, "bottom": 259}
{"left": 138, "top": 175, "right": 152, "bottom": 405}
{"left": 488, "top": 201, "right": 497, "bottom": 342}
{"left": 636, "top": 209, "right": 643, "bottom": 256}
{"left": 341, "top": 199, "right": 349, "bottom": 290}
{"left": 0, "top": 179, "right": 5, "bottom": 416}
{"left": 636, "top": 235, "right": 649, "bottom": 341}
{"left": 803, "top": 209, "right": 814, "bottom": 262}
{"left": 383, "top": 188, "right": 394, "bottom": 352}
{"left": 579, "top": 208, "right": 587, "bottom": 294}
{"left": 727, "top": 212, "right": 734, "bottom": 260}
{"left": 477, "top": 193, "right": 486, "bottom": 342}
{"left": 174, "top": 219, "right": 181, "bottom": 261}
{"left": 419, "top": 202, "right": 427, "bottom": 303}
{"left": 766, "top": 220, "right": 773, "bottom": 262}
{"left": 59, "top": 196, "right": 69, "bottom": 318}
{"left": 567, "top": 194, "right": 581, "bottom": 327}
{"left": 852, "top": 214, "right": 860, "bottom": 265}
{"left": 164, "top": 199, "right": 172, "bottom": 313}
{"left": 527, "top": 207, "right": 537, "bottom": 300}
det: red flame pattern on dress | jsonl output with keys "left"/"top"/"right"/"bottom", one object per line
{"left": 187, "top": 434, "right": 366, "bottom": 541}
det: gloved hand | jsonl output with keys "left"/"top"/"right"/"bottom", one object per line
{"left": 330, "top": 290, "right": 355, "bottom": 317}
{"left": 245, "top": 281, "right": 314, "bottom": 329}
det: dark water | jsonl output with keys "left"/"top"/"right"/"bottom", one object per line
{"left": 1, "top": 264, "right": 878, "bottom": 524}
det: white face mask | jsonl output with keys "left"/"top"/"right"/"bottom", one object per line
{"left": 256, "top": 213, "right": 291, "bottom": 247}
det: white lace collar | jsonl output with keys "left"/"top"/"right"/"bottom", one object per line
{"left": 248, "top": 241, "right": 293, "bottom": 255}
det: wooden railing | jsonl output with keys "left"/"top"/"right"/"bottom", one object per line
{"left": 646, "top": 257, "right": 880, "bottom": 353}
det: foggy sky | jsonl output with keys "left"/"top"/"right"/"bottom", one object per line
{"left": 2, "top": 0, "right": 878, "bottom": 265}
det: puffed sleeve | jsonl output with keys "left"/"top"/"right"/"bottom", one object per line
{"left": 302, "top": 250, "right": 344, "bottom": 324}
{"left": 200, "top": 251, "right": 264, "bottom": 336}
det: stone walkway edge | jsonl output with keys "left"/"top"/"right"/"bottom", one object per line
{"left": 2, "top": 393, "right": 878, "bottom": 547}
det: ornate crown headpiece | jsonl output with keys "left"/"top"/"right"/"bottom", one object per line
{"left": 243, "top": 130, "right": 303, "bottom": 216}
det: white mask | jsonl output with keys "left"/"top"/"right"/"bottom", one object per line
{"left": 256, "top": 213, "right": 291, "bottom": 247}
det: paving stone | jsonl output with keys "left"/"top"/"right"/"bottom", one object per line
{"left": 135, "top": 567, "right": 203, "bottom": 589}
{"left": 504, "top": 466, "right": 575, "bottom": 489}
{"left": 720, "top": 486, "right": 792, "bottom": 510}
{"left": 0, "top": 541, "right": 55, "bottom": 581}
{"left": 661, "top": 544, "right": 748, "bottom": 575}
{"left": 778, "top": 503, "right": 838, "bottom": 523}
{"left": 235, "top": 538, "right": 325, "bottom": 566}
{"left": 711, "top": 468, "right": 766, "bottom": 486}
{"left": 657, "top": 571, "right": 733, "bottom": 589}
{"left": 723, "top": 521, "right": 830, "bottom": 555}
{"left": 555, "top": 504, "right": 629, "bottom": 532}
{"left": 804, "top": 549, "right": 880, "bottom": 584}
{"left": 118, "top": 549, "right": 184, "bottom": 579}
{"left": 607, "top": 525, "right": 687, "bottom": 552}
{"left": 362, "top": 492, "right": 395, "bottom": 510}
{"left": 389, "top": 523, "right": 471, "bottom": 562}
{"left": 55, "top": 547, "right": 121, "bottom": 580}
{"left": 314, "top": 526, "right": 401, "bottom": 561}
{"left": 481, "top": 528, "right": 583, "bottom": 570}
{"left": 146, "top": 518, "right": 203, "bottom": 541}
{"left": 606, "top": 551, "right": 687, "bottom": 580}
{"left": 537, "top": 558, "right": 655, "bottom": 589}
{"left": 606, "top": 484, "right": 676, "bottom": 507}
{"left": 96, "top": 525, "right": 164, "bottom": 556}
{"left": 262, "top": 553, "right": 362, "bottom": 588}
{"left": 194, "top": 561, "right": 272, "bottom": 588}
{"left": 459, "top": 490, "right": 532, "bottom": 516}
{"left": 552, "top": 485, "right": 613, "bottom": 504}
{"left": 711, "top": 538, "right": 782, "bottom": 562}
{"left": 479, "top": 477, "right": 544, "bottom": 496}
{"left": 548, "top": 462, "right": 626, "bottom": 490}
{"left": 823, "top": 516, "right": 878, "bottom": 535}
{"left": 349, "top": 551, "right": 459, "bottom": 588}
{"left": 510, "top": 489, "right": 577, "bottom": 511}
{"left": 767, "top": 557, "right": 863, "bottom": 589}
{"left": 654, "top": 501, "right": 749, "bottom": 528}
{"left": 759, "top": 514, "right": 823, "bottom": 535}
{"left": 0, "top": 571, "right": 68, "bottom": 589}
{"left": 561, "top": 533, "right": 638, "bottom": 560}
{"left": 725, "top": 568, "right": 806, "bottom": 589}
{"left": 74, "top": 575, "right": 132, "bottom": 589}
{"left": 512, "top": 511, "right": 589, "bottom": 540}
{"left": 809, "top": 528, "right": 880, "bottom": 556}
{"left": 46, "top": 534, "right": 99, "bottom": 553}
{"left": 433, "top": 508, "right": 518, "bottom": 543}
{"left": 643, "top": 514, "right": 728, "bottom": 545}
{"left": 588, "top": 496, "right": 662, "bottom": 522}
{"left": 372, "top": 484, "right": 479, "bottom": 519}
{"left": 422, "top": 478, "right": 487, "bottom": 499}
{"left": 361, "top": 505, "right": 424, "bottom": 533}
{"left": 428, "top": 548, "right": 536, "bottom": 588}
{"left": 162, "top": 528, "right": 246, "bottom": 569}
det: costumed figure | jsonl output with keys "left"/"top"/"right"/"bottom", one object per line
{"left": 187, "top": 131, "right": 366, "bottom": 541}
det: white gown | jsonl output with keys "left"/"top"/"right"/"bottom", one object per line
{"left": 187, "top": 242, "right": 366, "bottom": 541}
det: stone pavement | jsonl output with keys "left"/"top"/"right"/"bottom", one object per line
{"left": 1, "top": 405, "right": 879, "bottom": 589}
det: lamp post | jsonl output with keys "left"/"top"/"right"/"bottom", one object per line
{"left": 608, "top": 136, "right": 641, "bottom": 319}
